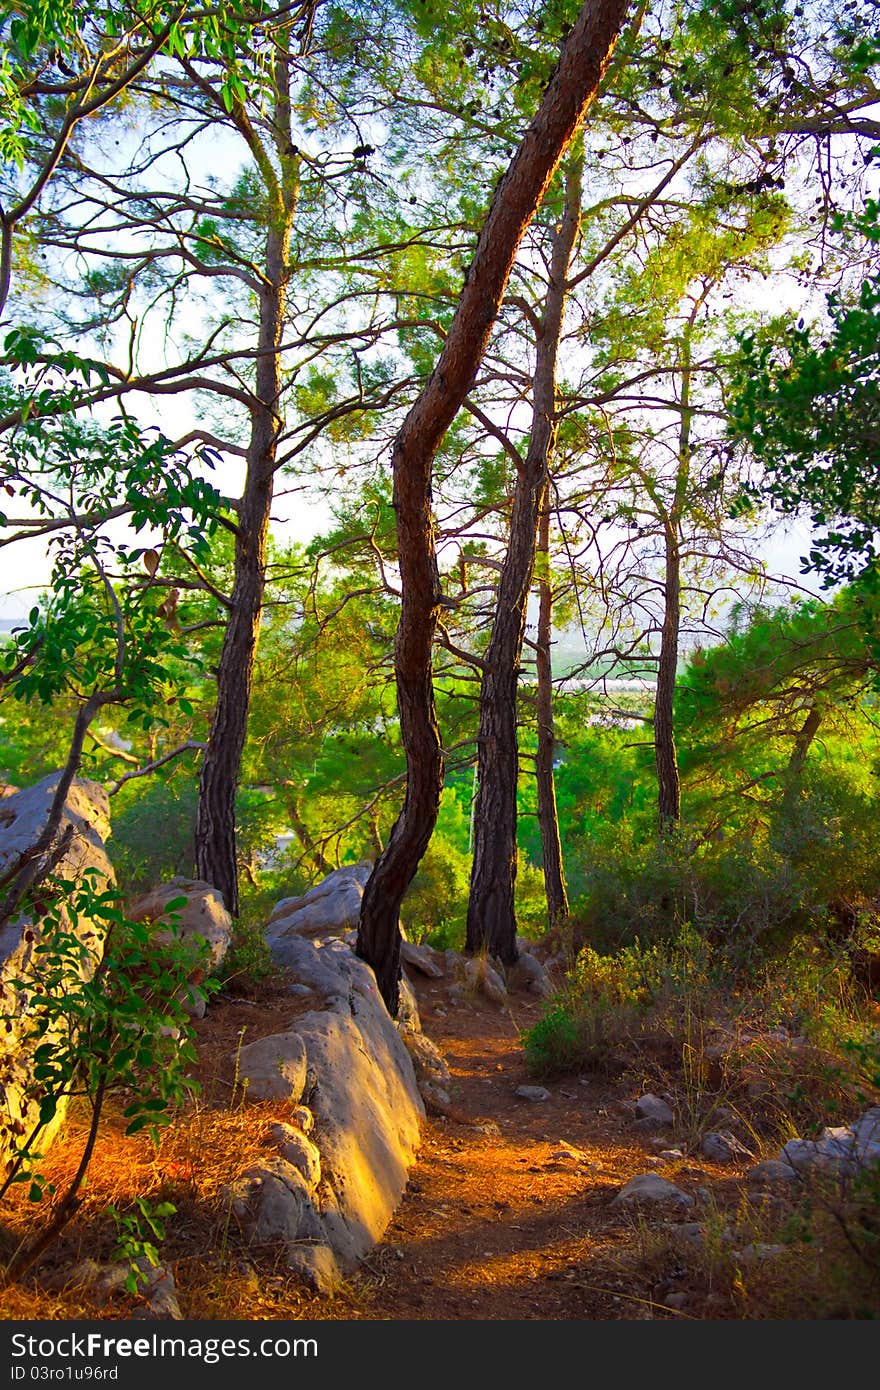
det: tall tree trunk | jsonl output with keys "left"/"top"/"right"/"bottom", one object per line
{"left": 358, "top": 0, "right": 630, "bottom": 1012}
{"left": 467, "top": 155, "right": 582, "bottom": 962}
{"left": 781, "top": 704, "right": 822, "bottom": 816}
{"left": 654, "top": 305, "right": 698, "bottom": 833}
{"left": 655, "top": 522, "right": 681, "bottom": 829}
{"left": 194, "top": 272, "right": 282, "bottom": 914}
{"left": 535, "top": 498, "right": 569, "bottom": 925}
{"left": 195, "top": 49, "right": 298, "bottom": 914}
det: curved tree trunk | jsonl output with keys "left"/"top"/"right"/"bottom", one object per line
{"left": 535, "top": 499, "right": 569, "bottom": 925}
{"left": 358, "top": 0, "right": 630, "bottom": 1011}
{"left": 194, "top": 261, "right": 284, "bottom": 915}
{"left": 466, "top": 156, "right": 582, "bottom": 963}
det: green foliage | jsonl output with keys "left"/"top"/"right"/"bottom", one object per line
{"left": 111, "top": 778, "right": 198, "bottom": 891}
{"left": 2, "top": 872, "right": 210, "bottom": 1158}
{"left": 106, "top": 1195, "right": 176, "bottom": 1295}
{"left": 402, "top": 790, "right": 471, "bottom": 948}
{"left": 523, "top": 926, "right": 718, "bottom": 1076}
{"left": 728, "top": 206, "right": 880, "bottom": 586}
{"left": 0, "top": 868, "right": 215, "bottom": 1271}
{"left": 219, "top": 911, "right": 280, "bottom": 996}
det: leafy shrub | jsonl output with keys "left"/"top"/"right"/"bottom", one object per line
{"left": 0, "top": 871, "right": 213, "bottom": 1279}
{"left": 523, "top": 926, "right": 718, "bottom": 1076}
{"left": 111, "top": 777, "right": 197, "bottom": 891}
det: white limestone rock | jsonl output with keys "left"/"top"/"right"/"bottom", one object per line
{"left": 266, "top": 1121, "right": 322, "bottom": 1189}
{"left": 294, "top": 989, "right": 424, "bottom": 1270}
{"left": 0, "top": 775, "right": 114, "bottom": 1172}
{"left": 286, "top": 1242, "right": 341, "bottom": 1296}
{"left": 127, "top": 878, "right": 232, "bottom": 969}
{"left": 225, "top": 1156, "right": 324, "bottom": 1246}
{"left": 397, "top": 973, "right": 421, "bottom": 1032}
{"left": 234, "top": 1030, "right": 308, "bottom": 1102}
{"left": 400, "top": 1029, "right": 451, "bottom": 1098}
{"left": 267, "top": 863, "right": 372, "bottom": 940}
{"left": 400, "top": 940, "right": 445, "bottom": 978}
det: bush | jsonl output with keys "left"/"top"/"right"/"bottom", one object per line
{"left": 523, "top": 926, "right": 718, "bottom": 1076}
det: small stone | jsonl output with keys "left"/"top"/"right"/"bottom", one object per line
{"left": 286, "top": 1243, "right": 341, "bottom": 1296}
{"left": 664, "top": 1292, "right": 689, "bottom": 1310}
{"left": 701, "top": 1130, "right": 755, "bottom": 1164}
{"left": 611, "top": 1174, "right": 694, "bottom": 1210}
{"left": 658, "top": 1149, "right": 684, "bottom": 1162}
{"left": 289, "top": 1104, "right": 314, "bottom": 1134}
{"left": 288, "top": 983, "right": 314, "bottom": 997}
{"left": 634, "top": 1093, "right": 674, "bottom": 1126}
{"left": 516, "top": 1085, "right": 551, "bottom": 1103}
{"left": 548, "top": 1141, "right": 589, "bottom": 1163}
{"left": 746, "top": 1159, "right": 798, "bottom": 1184}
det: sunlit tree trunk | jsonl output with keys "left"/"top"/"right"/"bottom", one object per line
{"left": 195, "top": 48, "right": 299, "bottom": 913}
{"left": 358, "top": 0, "right": 630, "bottom": 1011}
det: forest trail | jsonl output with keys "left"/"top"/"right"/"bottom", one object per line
{"left": 1, "top": 963, "right": 773, "bottom": 1323}
{"left": 342, "top": 974, "right": 749, "bottom": 1321}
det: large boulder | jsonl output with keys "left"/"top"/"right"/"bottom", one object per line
{"left": 127, "top": 878, "right": 233, "bottom": 1017}
{"left": 227, "top": 901, "right": 425, "bottom": 1274}
{"left": 127, "top": 878, "right": 232, "bottom": 972}
{"left": 267, "top": 862, "right": 372, "bottom": 941}
{"left": 0, "top": 775, "right": 114, "bottom": 1174}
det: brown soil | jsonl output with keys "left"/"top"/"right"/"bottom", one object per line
{"left": 334, "top": 977, "right": 752, "bottom": 1321}
{"left": 1, "top": 966, "right": 865, "bottom": 1321}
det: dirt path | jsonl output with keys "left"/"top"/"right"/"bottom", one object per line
{"left": 3, "top": 964, "right": 760, "bottom": 1322}
{"left": 343, "top": 975, "right": 742, "bottom": 1321}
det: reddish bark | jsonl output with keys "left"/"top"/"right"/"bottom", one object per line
{"left": 358, "top": 0, "right": 630, "bottom": 1011}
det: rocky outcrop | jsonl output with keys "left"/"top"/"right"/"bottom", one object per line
{"left": 267, "top": 862, "right": 372, "bottom": 942}
{"left": 223, "top": 872, "right": 425, "bottom": 1281}
{"left": 0, "top": 775, "right": 114, "bottom": 1175}
{"left": 776, "top": 1108, "right": 880, "bottom": 1179}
